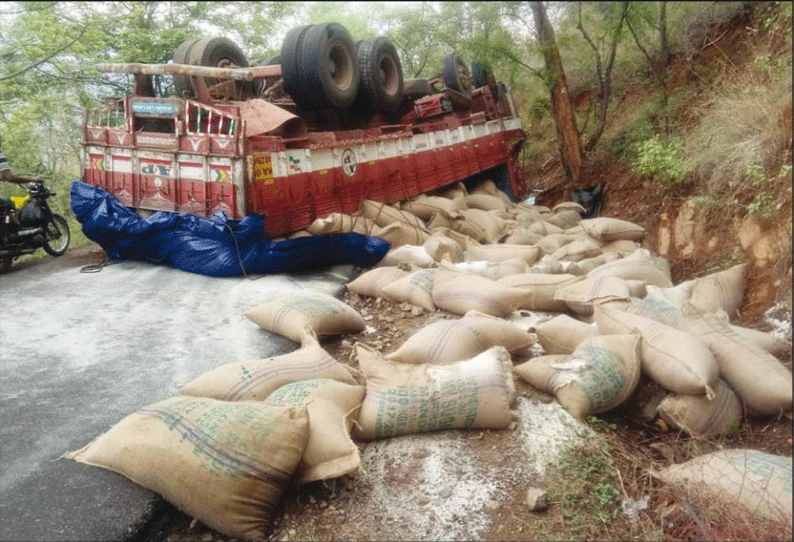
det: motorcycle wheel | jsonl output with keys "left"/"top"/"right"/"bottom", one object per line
{"left": 43, "top": 214, "right": 70, "bottom": 256}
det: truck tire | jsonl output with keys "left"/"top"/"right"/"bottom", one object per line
{"left": 442, "top": 52, "right": 473, "bottom": 97}
{"left": 281, "top": 25, "right": 314, "bottom": 109}
{"left": 173, "top": 38, "right": 201, "bottom": 97}
{"left": 355, "top": 37, "right": 404, "bottom": 113}
{"left": 191, "top": 37, "right": 251, "bottom": 93}
{"left": 299, "top": 22, "right": 359, "bottom": 110}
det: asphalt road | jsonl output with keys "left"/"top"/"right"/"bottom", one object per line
{"left": 0, "top": 245, "right": 356, "bottom": 541}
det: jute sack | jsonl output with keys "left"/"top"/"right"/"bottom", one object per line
{"left": 377, "top": 244, "right": 435, "bottom": 267}
{"left": 528, "top": 220, "right": 564, "bottom": 237}
{"left": 264, "top": 379, "right": 365, "bottom": 484}
{"left": 465, "top": 193, "right": 509, "bottom": 212}
{"left": 647, "top": 281, "right": 695, "bottom": 307}
{"left": 587, "top": 248, "right": 673, "bottom": 288}
{"left": 501, "top": 227, "right": 543, "bottom": 246}
{"left": 401, "top": 194, "right": 462, "bottom": 221}
{"left": 553, "top": 275, "right": 632, "bottom": 315}
{"left": 439, "top": 182, "right": 469, "bottom": 206}
{"left": 359, "top": 199, "right": 426, "bottom": 229}
{"left": 513, "top": 334, "right": 642, "bottom": 420}
{"left": 601, "top": 239, "right": 641, "bottom": 256}
{"left": 178, "top": 327, "right": 356, "bottom": 401}
{"left": 601, "top": 293, "right": 682, "bottom": 328}
{"left": 580, "top": 217, "right": 645, "bottom": 242}
{"left": 374, "top": 221, "right": 430, "bottom": 247}
{"left": 386, "top": 310, "right": 536, "bottom": 364}
{"left": 429, "top": 226, "right": 476, "bottom": 251}
{"left": 380, "top": 268, "right": 437, "bottom": 311}
{"left": 353, "top": 343, "right": 515, "bottom": 440}
{"left": 347, "top": 266, "right": 409, "bottom": 298}
{"left": 497, "top": 272, "right": 584, "bottom": 312}
{"left": 656, "top": 378, "right": 742, "bottom": 439}
{"left": 511, "top": 207, "right": 545, "bottom": 226}
{"left": 552, "top": 201, "right": 586, "bottom": 215}
{"left": 547, "top": 209, "right": 583, "bottom": 230}
{"left": 729, "top": 323, "right": 792, "bottom": 356}
{"left": 569, "top": 252, "right": 621, "bottom": 274}
{"left": 529, "top": 254, "right": 565, "bottom": 274}
{"left": 245, "top": 291, "right": 366, "bottom": 343}
{"left": 688, "top": 263, "right": 747, "bottom": 316}
{"left": 423, "top": 233, "right": 465, "bottom": 263}
{"left": 431, "top": 267, "right": 532, "bottom": 317}
{"left": 535, "top": 233, "right": 580, "bottom": 255}
{"left": 450, "top": 215, "right": 489, "bottom": 243}
{"left": 426, "top": 211, "right": 454, "bottom": 230}
{"left": 653, "top": 449, "right": 792, "bottom": 525}
{"left": 534, "top": 314, "right": 599, "bottom": 355}
{"left": 593, "top": 303, "right": 718, "bottom": 397}
{"left": 470, "top": 179, "right": 511, "bottom": 203}
{"left": 552, "top": 238, "right": 603, "bottom": 262}
{"left": 459, "top": 208, "right": 506, "bottom": 243}
{"left": 465, "top": 242, "right": 542, "bottom": 266}
{"left": 63, "top": 398, "right": 309, "bottom": 541}
{"left": 307, "top": 213, "right": 378, "bottom": 236}
{"left": 680, "top": 303, "right": 793, "bottom": 416}
{"left": 444, "top": 259, "right": 529, "bottom": 281}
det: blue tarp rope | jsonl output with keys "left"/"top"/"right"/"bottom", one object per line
{"left": 69, "top": 180, "right": 389, "bottom": 278}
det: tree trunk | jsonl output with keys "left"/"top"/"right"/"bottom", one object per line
{"left": 530, "top": 1, "right": 582, "bottom": 183}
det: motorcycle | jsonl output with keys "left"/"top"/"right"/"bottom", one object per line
{"left": 0, "top": 182, "right": 70, "bottom": 273}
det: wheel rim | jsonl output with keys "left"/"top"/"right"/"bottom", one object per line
{"left": 328, "top": 42, "right": 354, "bottom": 90}
{"left": 380, "top": 55, "right": 400, "bottom": 95}
{"left": 46, "top": 218, "right": 69, "bottom": 254}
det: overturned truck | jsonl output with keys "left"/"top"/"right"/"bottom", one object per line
{"left": 81, "top": 23, "right": 526, "bottom": 238}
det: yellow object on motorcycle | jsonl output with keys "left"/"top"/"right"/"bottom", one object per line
{"left": 10, "top": 195, "right": 30, "bottom": 209}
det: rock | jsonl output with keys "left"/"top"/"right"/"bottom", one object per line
{"left": 411, "top": 306, "right": 424, "bottom": 316}
{"left": 412, "top": 448, "right": 431, "bottom": 459}
{"left": 417, "top": 494, "right": 432, "bottom": 505}
{"left": 526, "top": 487, "right": 548, "bottom": 511}
{"left": 438, "top": 487, "right": 454, "bottom": 498}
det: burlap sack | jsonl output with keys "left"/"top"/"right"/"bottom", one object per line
{"left": 553, "top": 276, "right": 632, "bottom": 315}
{"left": 552, "top": 238, "right": 603, "bottom": 262}
{"left": 431, "top": 267, "right": 531, "bottom": 317}
{"left": 178, "top": 327, "right": 356, "bottom": 401}
{"left": 552, "top": 201, "right": 587, "bottom": 215}
{"left": 465, "top": 242, "right": 542, "bottom": 266}
{"left": 423, "top": 233, "right": 465, "bottom": 263}
{"left": 63, "top": 398, "right": 308, "bottom": 541}
{"left": 514, "top": 334, "right": 642, "bottom": 420}
{"left": 547, "top": 209, "right": 583, "bottom": 230}
{"left": 465, "top": 193, "right": 508, "bottom": 212}
{"left": 688, "top": 263, "right": 747, "bottom": 316}
{"left": 359, "top": 199, "right": 426, "bottom": 229}
{"left": 497, "top": 272, "right": 584, "bottom": 312}
{"left": 439, "top": 182, "right": 469, "bottom": 206}
{"left": 680, "top": 303, "right": 793, "bottom": 416}
{"left": 401, "top": 194, "right": 462, "bottom": 220}
{"left": 594, "top": 303, "right": 719, "bottom": 397}
{"left": 445, "top": 259, "right": 529, "bottom": 280}
{"left": 347, "top": 266, "right": 410, "bottom": 298}
{"left": 534, "top": 314, "right": 599, "bottom": 355}
{"left": 426, "top": 211, "right": 454, "bottom": 230}
{"left": 353, "top": 343, "right": 515, "bottom": 440}
{"left": 380, "top": 268, "right": 437, "bottom": 311}
{"left": 528, "top": 220, "right": 564, "bottom": 237}
{"left": 264, "top": 379, "right": 365, "bottom": 484}
{"left": 654, "top": 450, "right": 792, "bottom": 525}
{"left": 501, "top": 227, "right": 543, "bottom": 246}
{"left": 429, "top": 226, "right": 475, "bottom": 250}
{"left": 307, "top": 213, "right": 378, "bottom": 236}
{"left": 470, "top": 179, "right": 511, "bottom": 203}
{"left": 600, "top": 239, "right": 642, "bottom": 256}
{"left": 580, "top": 217, "right": 645, "bottom": 242}
{"left": 510, "top": 207, "right": 545, "bottom": 226}
{"left": 245, "top": 291, "right": 366, "bottom": 343}
{"left": 459, "top": 208, "right": 506, "bottom": 243}
{"left": 601, "top": 293, "right": 682, "bottom": 328}
{"left": 587, "top": 248, "right": 673, "bottom": 288}
{"left": 529, "top": 254, "right": 565, "bottom": 274}
{"left": 450, "top": 215, "right": 489, "bottom": 243}
{"left": 647, "top": 281, "right": 695, "bottom": 307}
{"left": 729, "top": 324, "right": 792, "bottom": 356}
{"left": 377, "top": 244, "right": 435, "bottom": 267}
{"left": 374, "top": 221, "right": 431, "bottom": 247}
{"left": 570, "top": 252, "right": 621, "bottom": 274}
{"left": 387, "top": 310, "right": 536, "bottom": 364}
{"left": 657, "top": 378, "right": 742, "bottom": 438}
{"left": 535, "top": 233, "right": 580, "bottom": 255}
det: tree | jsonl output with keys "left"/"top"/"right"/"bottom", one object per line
{"left": 530, "top": 1, "right": 582, "bottom": 182}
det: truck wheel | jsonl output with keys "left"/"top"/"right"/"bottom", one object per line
{"left": 442, "top": 52, "right": 473, "bottom": 97}
{"left": 252, "top": 55, "right": 281, "bottom": 96}
{"left": 281, "top": 25, "right": 314, "bottom": 109}
{"left": 299, "top": 22, "right": 359, "bottom": 110}
{"left": 356, "top": 37, "right": 404, "bottom": 113}
{"left": 187, "top": 37, "right": 252, "bottom": 96}
{"left": 173, "top": 38, "right": 201, "bottom": 97}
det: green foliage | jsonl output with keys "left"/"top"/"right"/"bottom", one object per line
{"left": 585, "top": 415, "right": 616, "bottom": 433}
{"left": 632, "top": 133, "right": 685, "bottom": 188}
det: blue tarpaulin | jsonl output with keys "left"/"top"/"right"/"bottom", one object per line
{"left": 70, "top": 181, "right": 389, "bottom": 277}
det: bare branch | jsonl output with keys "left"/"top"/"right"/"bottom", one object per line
{"left": 1, "top": 24, "right": 88, "bottom": 81}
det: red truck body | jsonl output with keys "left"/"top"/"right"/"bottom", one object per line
{"left": 81, "top": 62, "right": 525, "bottom": 238}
